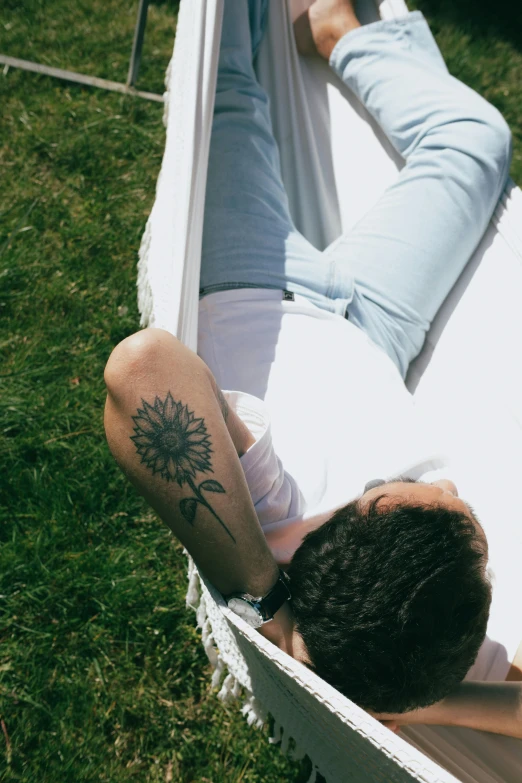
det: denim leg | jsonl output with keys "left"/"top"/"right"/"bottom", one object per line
{"left": 327, "top": 11, "right": 512, "bottom": 377}
{"left": 200, "top": 0, "right": 336, "bottom": 309}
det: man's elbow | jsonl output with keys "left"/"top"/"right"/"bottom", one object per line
{"left": 104, "top": 328, "right": 181, "bottom": 403}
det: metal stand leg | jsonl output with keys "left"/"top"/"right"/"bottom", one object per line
{"left": 127, "top": 0, "right": 150, "bottom": 87}
{"left": 0, "top": 0, "right": 162, "bottom": 102}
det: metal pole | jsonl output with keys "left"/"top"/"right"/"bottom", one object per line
{"left": 0, "top": 54, "right": 163, "bottom": 102}
{"left": 127, "top": 0, "right": 150, "bottom": 87}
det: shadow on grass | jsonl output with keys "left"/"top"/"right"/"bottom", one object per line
{"left": 413, "top": 0, "right": 522, "bottom": 50}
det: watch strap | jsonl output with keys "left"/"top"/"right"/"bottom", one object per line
{"left": 258, "top": 570, "right": 292, "bottom": 621}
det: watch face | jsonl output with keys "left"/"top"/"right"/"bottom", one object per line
{"left": 227, "top": 597, "right": 264, "bottom": 628}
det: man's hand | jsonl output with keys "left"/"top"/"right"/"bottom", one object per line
{"left": 258, "top": 601, "right": 305, "bottom": 660}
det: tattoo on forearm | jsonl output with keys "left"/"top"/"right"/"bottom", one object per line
{"left": 130, "top": 391, "right": 236, "bottom": 543}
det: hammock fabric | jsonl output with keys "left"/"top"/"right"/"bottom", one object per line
{"left": 137, "top": 1, "right": 522, "bottom": 781}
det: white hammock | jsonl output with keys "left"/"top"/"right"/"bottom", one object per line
{"left": 137, "top": 1, "right": 522, "bottom": 781}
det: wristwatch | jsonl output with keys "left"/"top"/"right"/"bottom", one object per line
{"left": 225, "top": 570, "right": 292, "bottom": 628}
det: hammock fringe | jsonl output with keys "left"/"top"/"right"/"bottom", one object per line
{"left": 184, "top": 558, "right": 316, "bottom": 766}
{"left": 136, "top": 219, "right": 153, "bottom": 329}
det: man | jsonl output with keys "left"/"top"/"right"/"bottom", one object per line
{"left": 104, "top": 0, "right": 521, "bottom": 735}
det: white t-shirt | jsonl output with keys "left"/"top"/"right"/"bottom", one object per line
{"left": 197, "top": 287, "right": 511, "bottom": 681}
{"left": 197, "top": 287, "right": 448, "bottom": 548}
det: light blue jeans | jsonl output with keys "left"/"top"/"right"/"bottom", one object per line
{"left": 200, "top": 1, "right": 512, "bottom": 378}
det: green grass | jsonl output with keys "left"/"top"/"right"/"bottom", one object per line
{"left": 0, "top": 1, "right": 521, "bottom": 781}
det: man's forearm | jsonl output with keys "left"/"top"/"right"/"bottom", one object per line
{"left": 104, "top": 328, "right": 279, "bottom": 598}
{"left": 386, "top": 682, "right": 522, "bottom": 739}
{"left": 440, "top": 682, "right": 522, "bottom": 738}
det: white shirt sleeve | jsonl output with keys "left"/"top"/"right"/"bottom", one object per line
{"left": 223, "top": 390, "right": 302, "bottom": 528}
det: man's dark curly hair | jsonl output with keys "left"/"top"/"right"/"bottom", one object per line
{"left": 287, "top": 493, "right": 491, "bottom": 714}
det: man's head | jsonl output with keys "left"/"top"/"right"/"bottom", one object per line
{"left": 287, "top": 478, "right": 491, "bottom": 714}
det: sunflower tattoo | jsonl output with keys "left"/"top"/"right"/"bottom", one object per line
{"left": 131, "top": 391, "right": 236, "bottom": 543}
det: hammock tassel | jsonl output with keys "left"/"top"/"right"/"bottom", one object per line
{"left": 195, "top": 595, "right": 207, "bottom": 629}
{"left": 217, "top": 672, "right": 237, "bottom": 701}
{"left": 269, "top": 720, "right": 283, "bottom": 745}
{"left": 185, "top": 559, "right": 200, "bottom": 610}
{"left": 241, "top": 693, "right": 267, "bottom": 729}
{"left": 136, "top": 220, "right": 153, "bottom": 330}
{"left": 210, "top": 655, "right": 226, "bottom": 689}
{"left": 201, "top": 618, "right": 219, "bottom": 668}
{"left": 162, "top": 57, "right": 172, "bottom": 128}
{"left": 280, "top": 727, "right": 291, "bottom": 755}
{"left": 289, "top": 741, "right": 307, "bottom": 762}
{"left": 306, "top": 766, "right": 318, "bottom": 783}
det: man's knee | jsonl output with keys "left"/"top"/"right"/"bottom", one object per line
{"left": 455, "top": 100, "right": 512, "bottom": 189}
{"left": 104, "top": 328, "right": 179, "bottom": 401}
{"left": 477, "top": 103, "right": 512, "bottom": 180}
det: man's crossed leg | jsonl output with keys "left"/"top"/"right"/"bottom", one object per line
{"left": 201, "top": 0, "right": 512, "bottom": 377}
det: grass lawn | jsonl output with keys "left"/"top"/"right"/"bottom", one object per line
{"left": 1, "top": 1, "right": 520, "bottom": 781}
